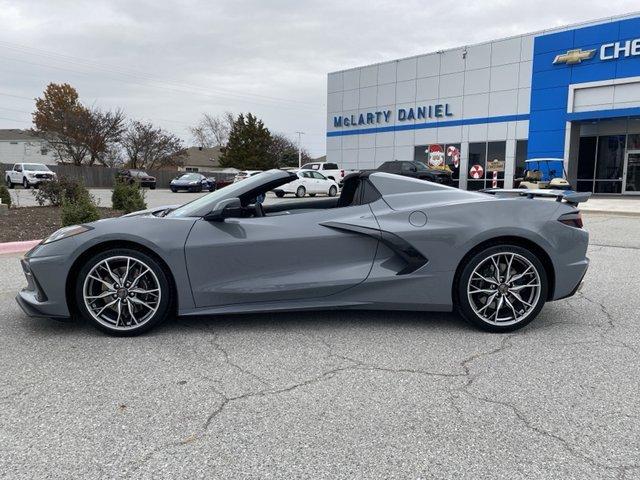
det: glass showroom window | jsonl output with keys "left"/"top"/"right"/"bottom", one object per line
{"left": 594, "top": 135, "right": 625, "bottom": 193}
{"left": 467, "top": 142, "right": 487, "bottom": 191}
{"left": 515, "top": 140, "right": 528, "bottom": 180}
{"left": 577, "top": 136, "right": 597, "bottom": 192}
{"left": 486, "top": 141, "right": 506, "bottom": 189}
{"left": 467, "top": 141, "right": 506, "bottom": 190}
{"left": 413, "top": 143, "right": 462, "bottom": 188}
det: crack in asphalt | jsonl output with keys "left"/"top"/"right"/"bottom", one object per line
{"left": 129, "top": 284, "right": 637, "bottom": 474}
{"left": 451, "top": 331, "right": 639, "bottom": 474}
{"left": 590, "top": 243, "right": 640, "bottom": 251}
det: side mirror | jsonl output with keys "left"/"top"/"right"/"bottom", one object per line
{"left": 204, "top": 197, "right": 242, "bottom": 222}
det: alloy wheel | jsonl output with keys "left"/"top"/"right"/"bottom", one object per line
{"left": 466, "top": 252, "right": 541, "bottom": 326}
{"left": 82, "top": 255, "right": 161, "bottom": 331}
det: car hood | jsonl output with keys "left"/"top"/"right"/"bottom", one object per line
{"left": 172, "top": 179, "right": 202, "bottom": 185}
{"left": 122, "top": 204, "right": 181, "bottom": 217}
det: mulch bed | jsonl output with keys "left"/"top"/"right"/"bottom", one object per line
{"left": 0, "top": 206, "right": 122, "bottom": 243}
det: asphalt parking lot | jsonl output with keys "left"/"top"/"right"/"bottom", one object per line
{"left": 1, "top": 213, "right": 639, "bottom": 479}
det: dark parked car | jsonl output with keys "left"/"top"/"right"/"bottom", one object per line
{"left": 116, "top": 169, "right": 156, "bottom": 189}
{"left": 377, "top": 161, "right": 453, "bottom": 186}
{"left": 170, "top": 173, "right": 216, "bottom": 193}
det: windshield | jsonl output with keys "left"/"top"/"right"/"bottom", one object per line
{"left": 130, "top": 170, "right": 149, "bottom": 176}
{"left": 412, "top": 161, "right": 429, "bottom": 171}
{"left": 24, "top": 164, "right": 50, "bottom": 171}
{"left": 177, "top": 173, "right": 201, "bottom": 180}
{"left": 167, "top": 170, "right": 284, "bottom": 217}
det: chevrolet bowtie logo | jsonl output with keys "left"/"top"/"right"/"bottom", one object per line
{"left": 553, "top": 48, "right": 596, "bottom": 65}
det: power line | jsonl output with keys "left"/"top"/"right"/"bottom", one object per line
{"left": 0, "top": 40, "right": 325, "bottom": 112}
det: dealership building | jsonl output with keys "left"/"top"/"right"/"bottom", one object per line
{"left": 326, "top": 12, "right": 640, "bottom": 194}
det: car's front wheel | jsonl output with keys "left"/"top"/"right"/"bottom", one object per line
{"left": 328, "top": 185, "right": 338, "bottom": 197}
{"left": 456, "top": 244, "right": 547, "bottom": 332}
{"left": 75, "top": 249, "right": 172, "bottom": 336}
{"left": 6, "top": 176, "right": 13, "bottom": 189}
{"left": 23, "top": 178, "right": 30, "bottom": 189}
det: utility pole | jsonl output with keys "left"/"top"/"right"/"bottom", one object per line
{"left": 295, "top": 131, "right": 305, "bottom": 168}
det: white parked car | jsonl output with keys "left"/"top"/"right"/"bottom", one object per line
{"left": 272, "top": 170, "right": 339, "bottom": 198}
{"left": 5, "top": 163, "right": 57, "bottom": 189}
{"left": 299, "top": 161, "right": 356, "bottom": 184}
{"left": 233, "top": 170, "right": 263, "bottom": 183}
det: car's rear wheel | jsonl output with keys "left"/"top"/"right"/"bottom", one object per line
{"left": 75, "top": 249, "right": 172, "bottom": 336}
{"left": 456, "top": 245, "right": 547, "bottom": 332}
{"left": 328, "top": 185, "right": 338, "bottom": 197}
{"left": 275, "top": 191, "right": 285, "bottom": 198}
{"left": 296, "top": 186, "right": 306, "bottom": 198}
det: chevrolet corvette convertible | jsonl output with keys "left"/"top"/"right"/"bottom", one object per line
{"left": 16, "top": 170, "right": 589, "bottom": 335}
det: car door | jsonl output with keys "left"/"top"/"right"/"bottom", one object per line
{"left": 12, "top": 164, "right": 22, "bottom": 183}
{"left": 301, "top": 171, "right": 316, "bottom": 192}
{"left": 313, "top": 171, "right": 329, "bottom": 193}
{"left": 184, "top": 204, "right": 380, "bottom": 307}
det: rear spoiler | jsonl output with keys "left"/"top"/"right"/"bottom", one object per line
{"left": 480, "top": 188, "right": 590, "bottom": 206}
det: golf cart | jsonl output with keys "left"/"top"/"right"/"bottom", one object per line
{"left": 516, "top": 158, "right": 571, "bottom": 190}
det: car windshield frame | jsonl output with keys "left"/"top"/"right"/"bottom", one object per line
{"left": 23, "top": 164, "right": 51, "bottom": 171}
{"left": 166, "top": 169, "right": 295, "bottom": 218}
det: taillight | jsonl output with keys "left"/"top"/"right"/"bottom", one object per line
{"left": 558, "top": 211, "right": 583, "bottom": 228}
{"left": 340, "top": 169, "right": 345, "bottom": 177}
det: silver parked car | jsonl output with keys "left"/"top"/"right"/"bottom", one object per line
{"left": 16, "top": 170, "right": 589, "bottom": 335}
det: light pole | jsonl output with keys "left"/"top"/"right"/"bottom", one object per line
{"left": 295, "top": 131, "right": 305, "bottom": 168}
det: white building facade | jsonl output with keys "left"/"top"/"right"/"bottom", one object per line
{"left": 0, "top": 130, "right": 58, "bottom": 166}
{"left": 326, "top": 12, "right": 640, "bottom": 194}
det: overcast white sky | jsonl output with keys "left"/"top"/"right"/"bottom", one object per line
{"left": 0, "top": 1, "right": 638, "bottom": 157}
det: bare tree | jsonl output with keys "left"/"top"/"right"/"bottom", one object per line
{"left": 86, "top": 107, "right": 127, "bottom": 166}
{"left": 122, "top": 121, "right": 186, "bottom": 170}
{"left": 189, "top": 112, "right": 234, "bottom": 147}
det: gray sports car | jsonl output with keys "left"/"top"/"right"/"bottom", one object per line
{"left": 16, "top": 169, "right": 589, "bottom": 336}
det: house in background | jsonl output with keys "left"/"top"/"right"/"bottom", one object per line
{"left": 179, "top": 146, "right": 223, "bottom": 173}
{"left": 0, "top": 129, "right": 58, "bottom": 165}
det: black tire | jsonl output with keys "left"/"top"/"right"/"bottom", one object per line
{"left": 328, "top": 185, "right": 338, "bottom": 197}
{"left": 171, "top": 187, "right": 177, "bottom": 193}
{"left": 309, "top": 193, "right": 316, "bottom": 197}
{"left": 6, "top": 177, "right": 13, "bottom": 189}
{"left": 295, "top": 186, "right": 306, "bottom": 198}
{"left": 196, "top": 185, "right": 203, "bottom": 193}
{"left": 455, "top": 244, "right": 548, "bottom": 333}
{"left": 22, "top": 178, "right": 30, "bottom": 189}
{"left": 150, "top": 184, "right": 156, "bottom": 190}
{"left": 75, "top": 248, "right": 173, "bottom": 336}
{"left": 275, "top": 191, "right": 285, "bottom": 198}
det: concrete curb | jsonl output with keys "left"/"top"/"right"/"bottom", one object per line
{"left": 0, "top": 240, "right": 41, "bottom": 255}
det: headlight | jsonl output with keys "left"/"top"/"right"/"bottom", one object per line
{"left": 190, "top": 181, "right": 198, "bottom": 185}
{"left": 27, "top": 173, "right": 35, "bottom": 177}
{"left": 42, "top": 225, "right": 93, "bottom": 245}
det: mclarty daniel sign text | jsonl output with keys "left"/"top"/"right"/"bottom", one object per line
{"left": 333, "top": 103, "right": 453, "bottom": 128}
